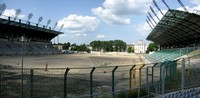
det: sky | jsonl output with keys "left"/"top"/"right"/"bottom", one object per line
{"left": 1, "top": 0, "right": 200, "bottom": 45}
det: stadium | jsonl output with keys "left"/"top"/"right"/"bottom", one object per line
{"left": 1, "top": 0, "right": 200, "bottom": 98}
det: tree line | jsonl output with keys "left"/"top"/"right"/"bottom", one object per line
{"left": 55, "top": 41, "right": 158, "bottom": 53}
{"left": 90, "top": 40, "right": 127, "bottom": 52}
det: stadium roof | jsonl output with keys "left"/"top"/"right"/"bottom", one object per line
{"left": 146, "top": 9, "right": 200, "bottom": 47}
{"left": 0, "top": 16, "right": 63, "bottom": 42}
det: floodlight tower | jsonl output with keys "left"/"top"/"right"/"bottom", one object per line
{"left": 152, "top": 0, "right": 164, "bottom": 15}
{"left": 57, "top": 24, "right": 64, "bottom": 44}
{"left": 46, "top": 19, "right": 51, "bottom": 28}
{"left": 177, "top": 0, "right": 188, "bottom": 12}
{"left": 27, "top": 13, "right": 33, "bottom": 24}
{"left": 161, "top": 0, "right": 170, "bottom": 10}
{"left": 0, "top": 3, "right": 7, "bottom": 16}
{"left": 148, "top": 11, "right": 157, "bottom": 25}
{"left": 146, "top": 19, "right": 153, "bottom": 29}
{"left": 53, "top": 22, "right": 58, "bottom": 44}
{"left": 37, "top": 16, "right": 43, "bottom": 25}
{"left": 14, "top": 9, "right": 21, "bottom": 21}
{"left": 53, "top": 22, "right": 58, "bottom": 30}
{"left": 150, "top": 6, "right": 160, "bottom": 20}
{"left": 147, "top": 16, "right": 155, "bottom": 27}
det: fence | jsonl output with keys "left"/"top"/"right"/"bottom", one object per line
{"left": 1, "top": 57, "right": 200, "bottom": 98}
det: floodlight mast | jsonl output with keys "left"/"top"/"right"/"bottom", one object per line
{"left": 146, "top": 19, "right": 153, "bottom": 29}
{"left": 27, "top": 13, "right": 33, "bottom": 24}
{"left": 37, "top": 16, "right": 43, "bottom": 25}
{"left": 152, "top": 0, "right": 164, "bottom": 15}
{"left": 150, "top": 6, "right": 160, "bottom": 20}
{"left": 147, "top": 16, "right": 155, "bottom": 27}
{"left": 177, "top": 0, "right": 188, "bottom": 12}
{"left": 59, "top": 24, "right": 64, "bottom": 31}
{"left": 57, "top": 24, "right": 64, "bottom": 44}
{"left": 0, "top": 3, "right": 7, "bottom": 16}
{"left": 53, "top": 22, "right": 58, "bottom": 30}
{"left": 161, "top": 0, "right": 170, "bottom": 10}
{"left": 14, "top": 9, "right": 21, "bottom": 21}
{"left": 46, "top": 19, "right": 51, "bottom": 27}
{"left": 148, "top": 11, "right": 157, "bottom": 25}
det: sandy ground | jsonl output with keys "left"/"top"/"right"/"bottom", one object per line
{"left": 0, "top": 53, "right": 152, "bottom": 98}
{"left": 0, "top": 53, "right": 142, "bottom": 68}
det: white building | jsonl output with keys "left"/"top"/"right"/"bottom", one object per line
{"left": 134, "top": 40, "right": 147, "bottom": 53}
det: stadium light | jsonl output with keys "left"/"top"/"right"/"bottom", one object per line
{"left": 46, "top": 19, "right": 51, "bottom": 27}
{"left": 37, "top": 16, "right": 43, "bottom": 25}
{"left": 146, "top": 19, "right": 153, "bottom": 29}
{"left": 27, "top": 13, "right": 33, "bottom": 23}
{"left": 148, "top": 11, "right": 157, "bottom": 25}
{"left": 147, "top": 16, "right": 155, "bottom": 27}
{"left": 14, "top": 9, "right": 21, "bottom": 21}
{"left": 59, "top": 24, "right": 64, "bottom": 31}
{"left": 150, "top": 6, "right": 160, "bottom": 20}
{"left": 0, "top": 3, "right": 7, "bottom": 16}
{"left": 177, "top": 0, "right": 188, "bottom": 12}
{"left": 53, "top": 22, "right": 58, "bottom": 30}
{"left": 161, "top": 0, "right": 170, "bottom": 10}
{"left": 152, "top": 0, "right": 164, "bottom": 15}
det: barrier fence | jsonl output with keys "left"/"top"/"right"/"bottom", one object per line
{"left": 1, "top": 57, "right": 200, "bottom": 98}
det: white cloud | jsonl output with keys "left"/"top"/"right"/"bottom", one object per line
{"left": 58, "top": 14, "right": 100, "bottom": 33}
{"left": 92, "top": 7, "right": 130, "bottom": 25}
{"left": 92, "top": 0, "right": 150, "bottom": 25}
{"left": 135, "top": 23, "right": 151, "bottom": 36}
{"left": 74, "top": 33, "right": 87, "bottom": 37}
{"left": 190, "top": 0, "right": 200, "bottom": 5}
{"left": 1, "top": 9, "right": 25, "bottom": 19}
{"left": 96, "top": 34, "right": 106, "bottom": 39}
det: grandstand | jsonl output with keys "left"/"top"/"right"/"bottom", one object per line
{"left": 1, "top": 1, "right": 200, "bottom": 98}
{"left": 0, "top": 15, "right": 63, "bottom": 56}
{"left": 145, "top": 0, "right": 200, "bottom": 98}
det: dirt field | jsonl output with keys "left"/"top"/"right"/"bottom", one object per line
{"left": 0, "top": 53, "right": 147, "bottom": 98}
{"left": 0, "top": 53, "right": 143, "bottom": 68}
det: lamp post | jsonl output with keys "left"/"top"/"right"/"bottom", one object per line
{"left": 45, "top": 45, "right": 48, "bottom": 71}
{"left": 21, "top": 35, "right": 25, "bottom": 98}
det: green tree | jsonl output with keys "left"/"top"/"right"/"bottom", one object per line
{"left": 62, "top": 42, "right": 70, "bottom": 50}
{"left": 71, "top": 44, "right": 91, "bottom": 53}
{"left": 127, "top": 47, "right": 134, "bottom": 53}
{"left": 90, "top": 40, "right": 126, "bottom": 52}
{"left": 146, "top": 43, "right": 158, "bottom": 53}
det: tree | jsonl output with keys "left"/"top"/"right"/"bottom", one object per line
{"left": 62, "top": 42, "right": 70, "bottom": 50}
{"left": 90, "top": 40, "right": 126, "bottom": 52}
{"left": 146, "top": 43, "right": 158, "bottom": 53}
{"left": 127, "top": 47, "right": 134, "bottom": 53}
{"left": 71, "top": 44, "right": 91, "bottom": 53}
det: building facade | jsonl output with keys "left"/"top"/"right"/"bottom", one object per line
{"left": 134, "top": 40, "right": 147, "bottom": 53}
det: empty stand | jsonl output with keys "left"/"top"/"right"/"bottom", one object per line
{"left": 0, "top": 40, "right": 60, "bottom": 56}
{"left": 147, "top": 47, "right": 195, "bottom": 62}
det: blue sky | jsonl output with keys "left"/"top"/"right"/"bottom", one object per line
{"left": 1, "top": 0, "right": 200, "bottom": 45}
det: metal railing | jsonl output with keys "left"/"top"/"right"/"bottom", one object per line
{"left": 1, "top": 57, "right": 200, "bottom": 98}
